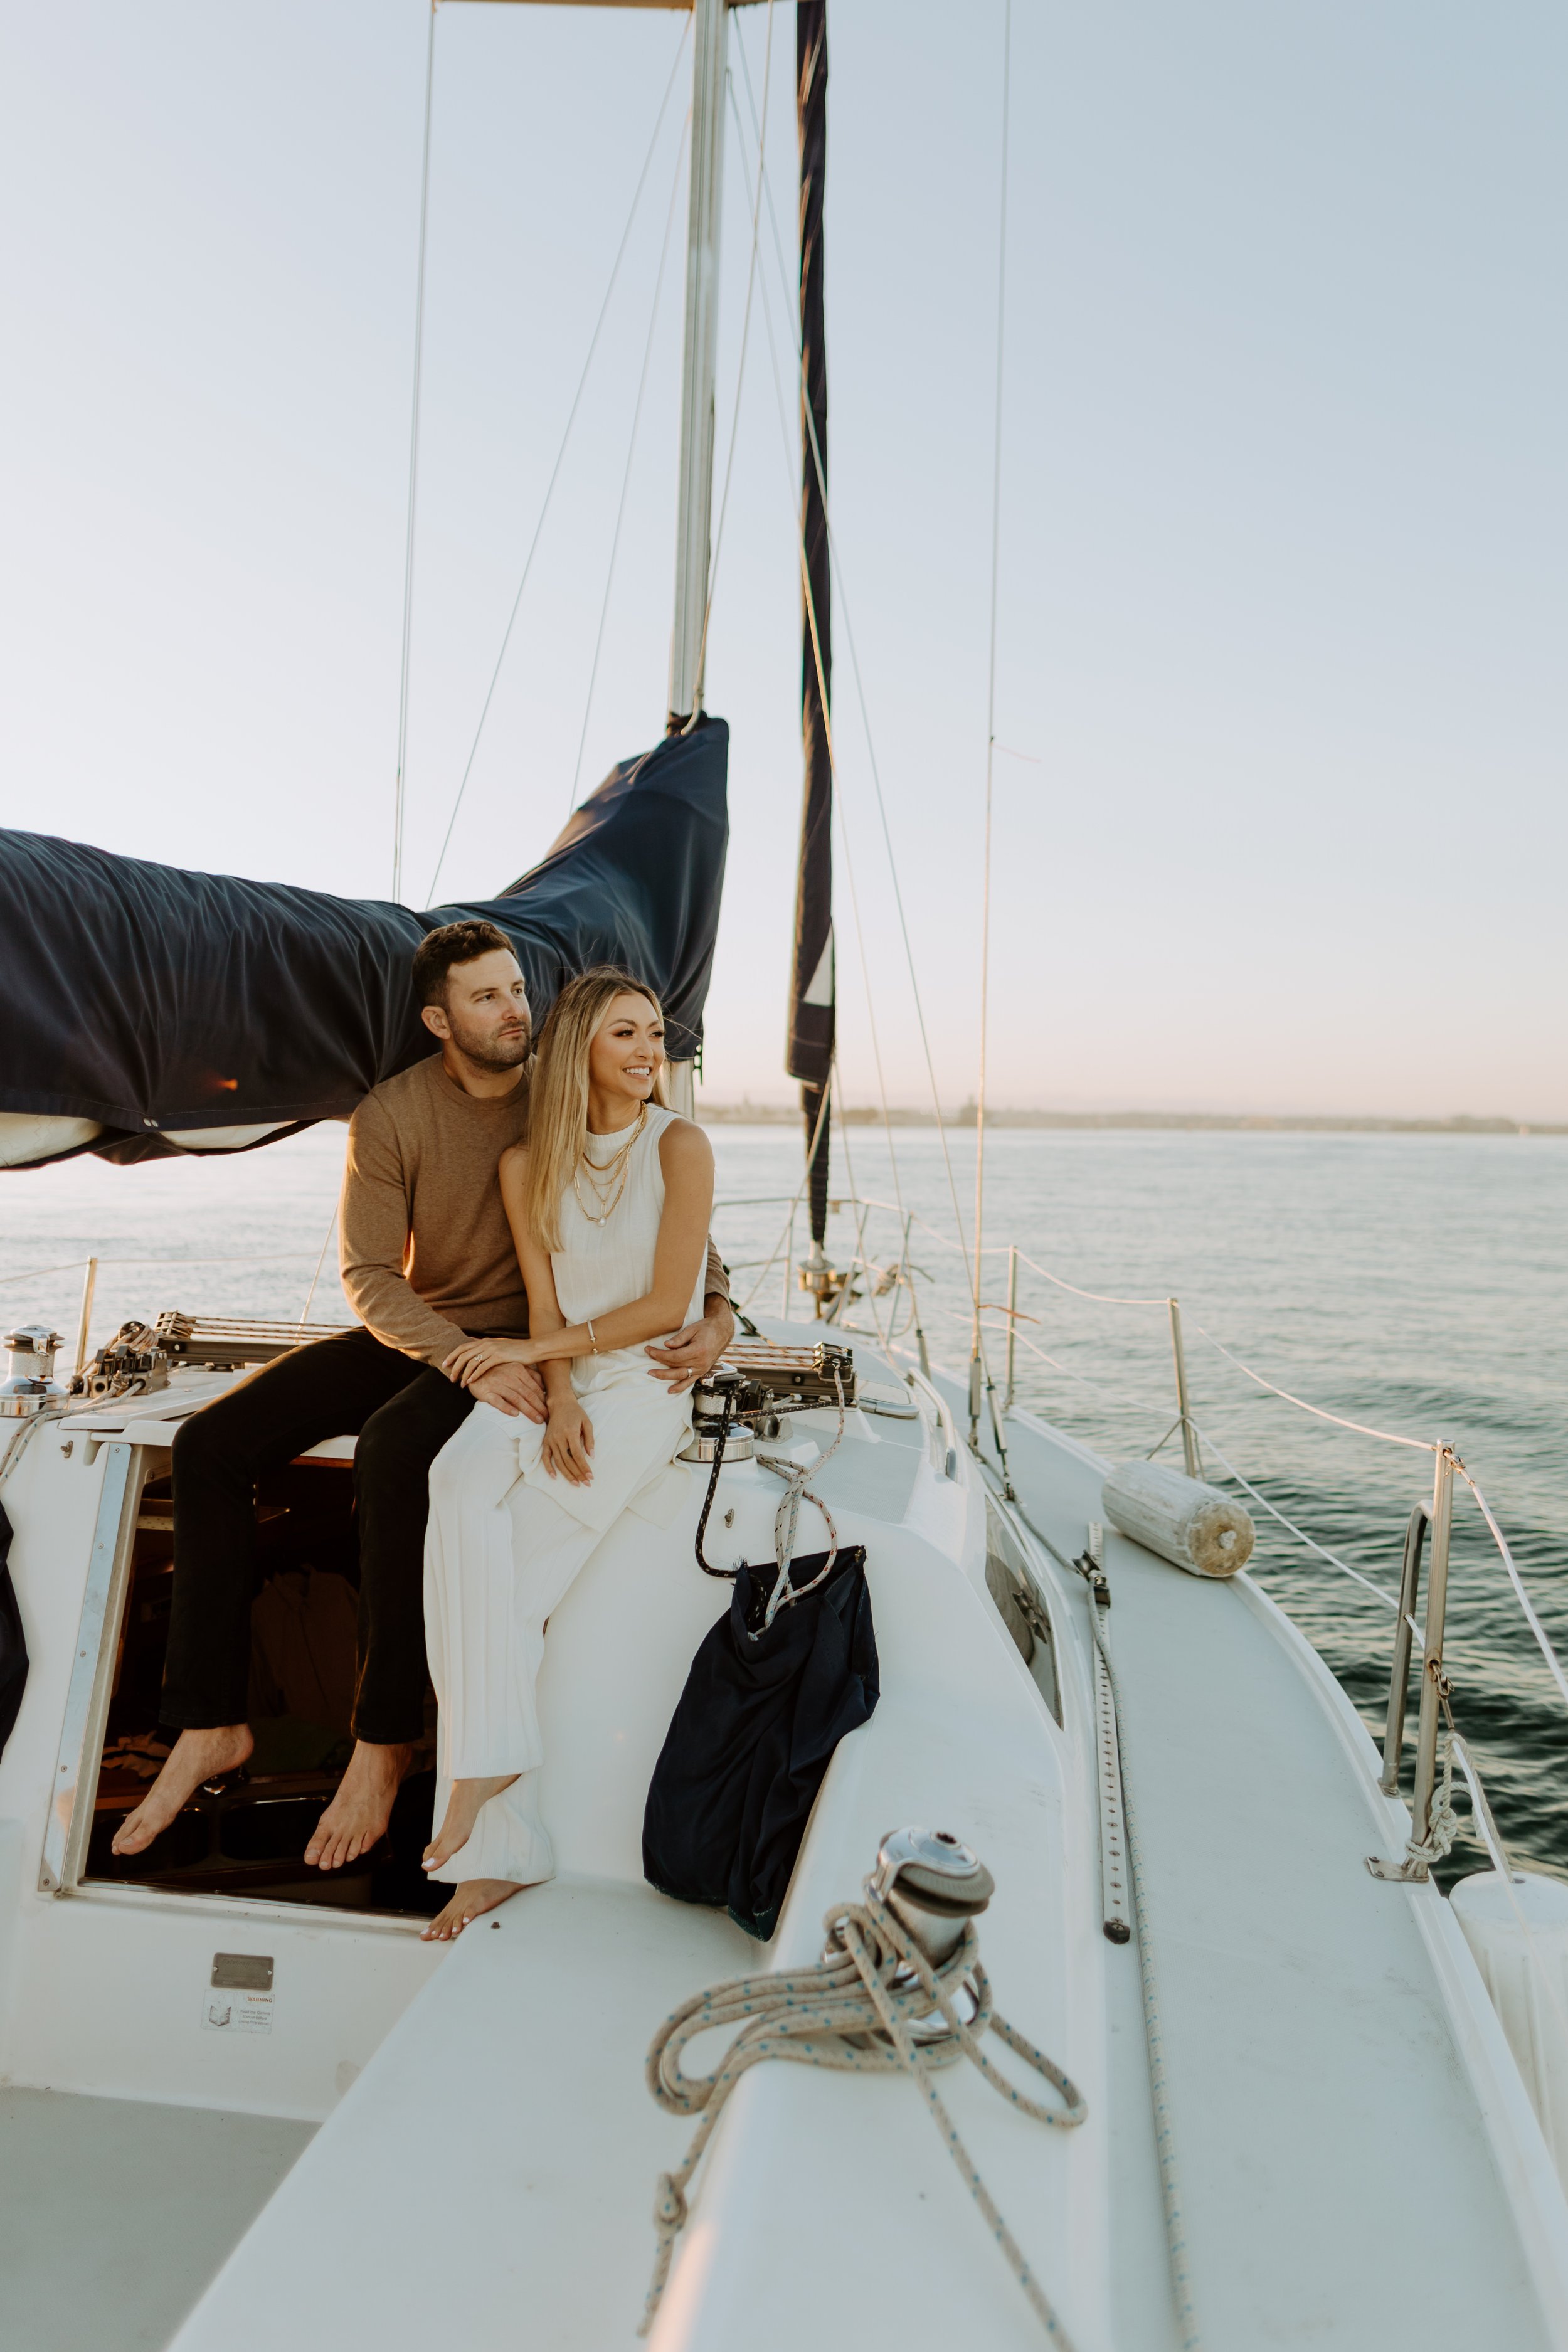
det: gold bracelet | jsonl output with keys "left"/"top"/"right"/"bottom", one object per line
{"left": 587, "top": 1318, "right": 599, "bottom": 1354}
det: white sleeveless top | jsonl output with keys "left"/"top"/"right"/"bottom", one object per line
{"left": 550, "top": 1102, "right": 704, "bottom": 1362}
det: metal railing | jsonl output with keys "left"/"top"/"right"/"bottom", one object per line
{"left": 711, "top": 1184, "right": 1564, "bottom": 1896}
{"left": 1368, "top": 1448, "right": 1456, "bottom": 1883}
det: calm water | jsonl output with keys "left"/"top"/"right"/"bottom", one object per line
{"left": 3, "top": 1123, "right": 1564, "bottom": 1878}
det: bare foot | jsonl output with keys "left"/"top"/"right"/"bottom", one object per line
{"left": 421, "top": 1774, "right": 521, "bottom": 1873}
{"left": 420, "top": 1878, "right": 528, "bottom": 1941}
{"left": 110, "top": 1725, "right": 253, "bottom": 1856}
{"left": 304, "top": 1741, "right": 412, "bottom": 1871}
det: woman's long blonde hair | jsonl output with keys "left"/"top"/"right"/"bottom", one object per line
{"left": 521, "top": 965, "right": 669, "bottom": 1251}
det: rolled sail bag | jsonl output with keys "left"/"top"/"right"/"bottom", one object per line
{"left": 1101, "top": 1459, "right": 1254, "bottom": 1578}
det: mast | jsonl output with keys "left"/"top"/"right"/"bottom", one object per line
{"left": 786, "top": 0, "right": 835, "bottom": 1308}
{"left": 667, "top": 0, "right": 729, "bottom": 730}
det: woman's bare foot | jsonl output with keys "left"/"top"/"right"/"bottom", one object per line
{"left": 421, "top": 1774, "right": 521, "bottom": 1873}
{"left": 110, "top": 1725, "right": 253, "bottom": 1856}
{"left": 304, "top": 1741, "right": 412, "bottom": 1870}
{"left": 420, "top": 1878, "right": 528, "bottom": 1941}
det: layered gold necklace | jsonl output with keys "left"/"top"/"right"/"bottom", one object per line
{"left": 571, "top": 1101, "right": 648, "bottom": 1227}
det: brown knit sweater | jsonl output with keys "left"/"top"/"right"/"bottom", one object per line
{"left": 339, "top": 1054, "right": 728, "bottom": 1364}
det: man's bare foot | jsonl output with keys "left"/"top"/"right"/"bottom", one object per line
{"left": 420, "top": 1878, "right": 527, "bottom": 1941}
{"left": 421, "top": 1774, "right": 521, "bottom": 1873}
{"left": 304, "top": 1741, "right": 412, "bottom": 1871}
{"left": 110, "top": 1725, "right": 253, "bottom": 1857}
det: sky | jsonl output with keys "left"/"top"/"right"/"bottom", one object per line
{"left": 1, "top": 0, "right": 1563, "bottom": 1117}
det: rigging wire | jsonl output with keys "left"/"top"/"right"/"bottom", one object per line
{"left": 685, "top": 0, "right": 776, "bottom": 724}
{"left": 1194, "top": 1428, "right": 1402, "bottom": 1611}
{"left": 824, "top": 1056, "right": 891, "bottom": 1350}
{"left": 723, "top": 72, "right": 911, "bottom": 1264}
{"left": 726, "top": 73, "right": 919, "bottom": 1241}
{"left": 741, "top": 172, "right": 908, "bottom": 1256}
{"left": 736, "top": 1075, "right": 835, "bottom": 1311}
{"left": 1010, "top": 1249, "right": 1168, "bottom": 1308}
{"left": 1454, "top": 1463, "right": 1568, "bottom": 1718}
{"left": 391, "top": 0, "right": 438, "bottom": 904}
{"left": 996, "top": 1324, "right": 1178, "bottom": 1426}
{"left": 299, "top": 1205, "right": 340, "bottom": 1325}
{"left": 424, "top": 18, "right": 691, "bottom": 904}
{"left": 732, "top": 41, "right": 979, "bottom": 1318}
{"left": 1193, "top": 1325, "right": 1436, "bottom": 1453}
{"left": 970, "top": 0, "right": 1013, "bottom": 1417}
{"left": 567, "top": 115, "right": 691, "bottom": 815}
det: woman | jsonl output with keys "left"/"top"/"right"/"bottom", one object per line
{"left": 416, "top": 967, "right": 714, "bottom": 1942}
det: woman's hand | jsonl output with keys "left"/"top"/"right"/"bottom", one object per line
{"left": 442, "top": 1334, "right": 537, "bottom": 1386}
{"left": 541, "top": 1395, "right": 595, "bottom": 1485}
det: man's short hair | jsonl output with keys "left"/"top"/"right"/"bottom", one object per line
{"left": 411, "top": 919, "right": 515, "bottom": 1008}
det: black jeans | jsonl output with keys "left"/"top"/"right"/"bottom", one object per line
{"left": 161, "top": 1329, "right": 475, "bottom": 1745}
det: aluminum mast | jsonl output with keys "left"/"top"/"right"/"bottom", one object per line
{"left": 666, "top": 0, "right": 729, "bottom": 730}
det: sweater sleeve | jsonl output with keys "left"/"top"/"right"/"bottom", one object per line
{"left": 339, "top": 1095, "right": 470, "bottom": 1365}
{"left": 703, "top": 1234, "right": 729, "bottom": 1306}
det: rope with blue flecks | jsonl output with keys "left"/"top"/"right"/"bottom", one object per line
{"left": 638, "top": 1882, "right": 1086, "bottom": 2341}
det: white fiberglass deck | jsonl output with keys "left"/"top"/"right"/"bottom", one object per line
{"left": 0, "top": 2086, "right": 312, "bottom": 2352}
{"left": 4, "top": 1329, "right": 1566, "bottom": 2351}
{"left": 993, "top": 1401, "right": 1566, "bottom": 2350}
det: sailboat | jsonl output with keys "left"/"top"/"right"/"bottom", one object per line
{"left": 3, "top": 6, "right": 1568, "bottom": 2349}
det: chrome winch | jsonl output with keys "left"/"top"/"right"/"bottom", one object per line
{"left": 680, "top": 1370, "right": 760, "bottom": 1463}
{"left": 866, "top": 1825, "right": 995, "bottom": 1965}
{"left": 677, "top": 1337, "right": 857, "bottom": 1465}
{"left": 0, "top": 1324, "right": 69, "bottom": 1419}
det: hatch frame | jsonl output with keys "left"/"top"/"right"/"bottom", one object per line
{"left": 39, "top": 1438, "right": 154, "bottom": 1894}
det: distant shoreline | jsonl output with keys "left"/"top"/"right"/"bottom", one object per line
{"left": 696, "top": 1103, "right": 1564, "bottom": 1136}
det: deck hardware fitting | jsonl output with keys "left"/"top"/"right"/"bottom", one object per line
{"left": 72, "top": 1256, "right": 98, "bottom": 1377}
{"left": 1367, "top": 1446, "right": 1459, "bottom": 1883}
{"left": 1167, "top": 1300, "right": 1202, "bottom": 1481}
{"left": 1003, "top": 1242, "right": 1018, "bottom": 1411}
{"left": 641, "top": 1830, "right": 1085, "bottom": 2341}
{"left": 1073, "top": 1527, "right": 1130, "bottom": 1944}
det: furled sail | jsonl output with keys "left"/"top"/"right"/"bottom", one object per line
{"left": 785, "top": 0, "right": 834, "bottom": 1251}
{"left": 0, "top": 719, "right": 728, "bottom": 1170}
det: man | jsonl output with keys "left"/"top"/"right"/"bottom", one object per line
{"left": 114, "top": 922, "right": 734, "bottom": 1865}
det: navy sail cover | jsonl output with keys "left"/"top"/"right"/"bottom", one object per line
{"left": 0, "top": 721, "right": 728, "bottom": 1168}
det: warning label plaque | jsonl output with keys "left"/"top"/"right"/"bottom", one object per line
{"left": 201, "top": 1951, "right": 275, "bottom": 2036}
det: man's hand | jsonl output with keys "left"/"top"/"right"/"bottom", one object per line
{"left": 467, "top": 1361, "right": 547, "bottom": 1422}
{"left": 645, "top": 1300, "right": 735, "bottom": 1395}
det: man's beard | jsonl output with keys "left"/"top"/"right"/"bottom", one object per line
{"left": 448, "top": 1015, "right": 531, "bottom": 1074}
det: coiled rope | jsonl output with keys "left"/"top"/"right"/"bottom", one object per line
{"left": 638, "top": 1881, "right": 1086, "bottom": 2339}
{"left": 751, "top": 1366, "right": 847, "bottom": 1629}
{"left": 692, "top": 1369, "right": 850, "bottom": 1633}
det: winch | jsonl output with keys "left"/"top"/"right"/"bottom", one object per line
{"left": 0, "top": 1324, "right": 68, "bottom": 1419}
{"left": 677, "top": 1337, "right": 856, "bottom": 1464}
{"left": 865, "top": 1825, "right": 996, "bottom": 1966}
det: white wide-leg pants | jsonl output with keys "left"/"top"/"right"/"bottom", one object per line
{"left": 422, "top": 1367, "right": 692, "bottom": 1887}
